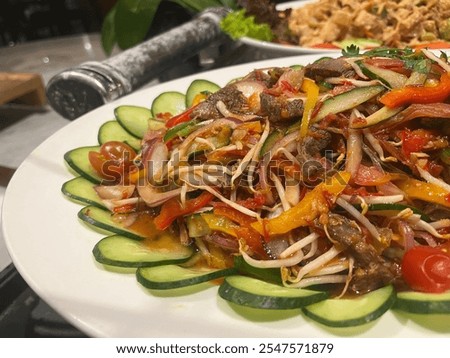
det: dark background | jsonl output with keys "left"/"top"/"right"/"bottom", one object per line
{"left": 0, "top": 0, "right": 108, "bottom": 46}
{"left": 0, "top": 0, "right": 289, "bottom": 48}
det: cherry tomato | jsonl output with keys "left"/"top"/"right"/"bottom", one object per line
{"left": 401, "top": 245, "right": 450, "bottom": 293}
{"left": 88, "top": 141, "right": 137, "bottom": 183}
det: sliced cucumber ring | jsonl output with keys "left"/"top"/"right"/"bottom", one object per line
{"left": 151, "top": 91, "right": 186, "bottom": 117}
{"left": 64, "top": 146, "right": 102, "bottom": 184}
{"left": 185, "top": 79, "right": 220, "bottom": 107}
{"left": 114, "top": 105, "right": 164, "bottom": 139}
{"left": 78, "top": 205, "right": 144, "bottom": 240}
{"left": 137, "top": 265, "right": 235, "bottom": 290}
{"left": 218, "top": 275, "right": 328, "bottom": 310}
{"left": 93, "top": 235, "right": 194, "bottom": 268}
{"left": 395, "top": 291, "right": 450, "bottom": 314}
{"left": 61, "top": 176, "right": 105, "bottom": 209}
{"left": 97, "top": 120, "right": 141, "bottom": 151}
{"left": 302, "top": 285, "right": 396, "bottom": 327}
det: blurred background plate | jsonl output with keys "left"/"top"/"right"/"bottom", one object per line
{"left": 238, "top": 0, "right": 337, "bottom": 56}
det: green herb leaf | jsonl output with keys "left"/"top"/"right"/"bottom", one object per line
{"left": 440, "top": 147, "right": 450, "bottom": 165}
{"left": 363, "top": 47, "right": 414, "bottom": 59}
{"left": 341, "top": 44, "right": 360, "bottom": 57}
{"left": 101, "top": 3, "right": 118, "bottom": 56}
{"left": 412, "top": 59, "right": 431, "bottom": 74}
{"left": 100, "top": 0, "right": 237, "bottom": 53}
{"left": 115, "top": 0, "right": 162, "bottom": 50}
{"left": 220, "top": 9, "right": 273, "bottom": 42}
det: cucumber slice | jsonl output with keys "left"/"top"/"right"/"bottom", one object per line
{"left": 93, "top": 235, "right": 194, "bottom": 268}
{"left": 185, "top": 79, "right": 220, "bottom": 107}
{"left": 137, "top": 265, "right": 235, "bottom": 289}
{"left": 259, "top": 129, "right": 284, "bottom": 158}
{"left": 233, "top": 255, "right": 282, "bottom": 285}
{"left": 334, "top": 38, "right": 382, "bottom": 50}
{"left": 151, "top": 91, "right": 186, "bottom": 117}
{"left": 395, "top": 291, "right": 450, "bottom": 314}
{"left": 350, "top": 105, "right": 403, "bottom": 129}
{"left": 97, "top": 120, "right": 141, "bottom": 151}
{"left": 313, "top": 85, "right": 385, "bottom": 123}
{"left": 358, "top": 62, "right": 408, "bottom": 89}
{"left": 218, "top": 275, "right": 328, "bottom": 309}
{"left": 366, "top": 203, "right": 430, "bottom": 222}
{"left": 64, "top": 146, "right": 102, "bottom": 184}
{"left": 163, "top": 119, "right": 199, "bottom": 142}
{"left": 302, "top": 285, "right": 396, "bottom": 327}
{"left": 61, "top": 176, "right": 105, "bottom": 209}
{"left": 185, "top": 214, "right": 211, "bottom": 238}
{"left": 114, "top": 105, "right": 164, "bottom": 139}
{"left": 78, "top": 205, "right": 144, "bottom": 240}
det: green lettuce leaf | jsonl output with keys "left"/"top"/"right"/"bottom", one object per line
{"left": 220, "top": 9, "right": 273, "bottom": 42}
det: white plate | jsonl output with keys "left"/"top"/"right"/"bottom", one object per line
{"left": 239, "top": 0, "right": 339, "bottom": 55}
{"left": 3, "top": 54, "right": 450, "bottom": 338}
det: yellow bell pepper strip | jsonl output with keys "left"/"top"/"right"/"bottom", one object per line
{"left": 396, "top": 178, "right": 450, "bottom": 208}
{"left": 154, "top": 191, "right": 214, "bottom": 230}
{"left": 299, "top": 78, "right": 320, "bottom": 139}
{"left": 200, "top": 213, "right": 239, "bottom": 237}
{"left": 192, "top": 92, "right": 208, "bottom": 106}
{"left": 251, "top": 171, "right": 351, "bottom": 236}
{"left": 380, "top": 72, "right": 450, "bottom": 108}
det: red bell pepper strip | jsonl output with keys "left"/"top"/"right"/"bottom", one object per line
{"left": 235, "top": 227, "right": 268, "bottom": 258}
{"left": 413, "top": 41, "right": 450, "bottom": 51}
{"left": 380, "top": 72, "right": 450, "bottom": 108}
{"left": 213, "top": 206, "right": 268, "bottom": 258}
{"left": 213, "top": 206, "right": 255, "bottom": 227}
{"left": 165, "top": 104, "right": 198, "bottom": 128}
{"left": 154, "top": 191, "right": 214, "bottom": 230}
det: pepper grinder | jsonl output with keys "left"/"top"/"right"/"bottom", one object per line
{"left": 46, "top": 7, "right": 230, "bottom": 120}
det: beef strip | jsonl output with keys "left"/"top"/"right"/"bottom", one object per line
{"left": 294, "top": 126, "right": 332, "bottom": 182}
{"left": 259, "top": 92, "right": 304, "bottom": 123}
{"left": 325, "top": 213, "right": 401, "bottom": 294}
{"left": 304, "top": 58, "right": 355, "bottom": 82}
{"left": 191, "top": 85, "right": 248, "bottom": 120}
{"left": 302, "top": 126, "right": 332, "bottom": 157}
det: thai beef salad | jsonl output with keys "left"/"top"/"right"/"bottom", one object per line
{"left": 63, "top": 47, "right": 450, "bottom": 328}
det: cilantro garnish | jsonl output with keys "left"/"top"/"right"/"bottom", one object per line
{"left": 342, "top": 44, "right": 360, "bottom": 57}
